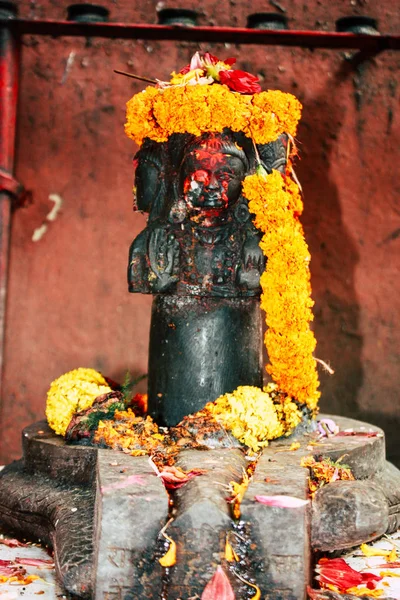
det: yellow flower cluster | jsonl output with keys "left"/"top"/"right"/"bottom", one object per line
{"left": 204, "top": 384, "right": 302, "bottom": 452}
{"left": 93, "top": 409, "right": 164, "bottom": 455}
{"left": 125, "top": 85, "right": 301, "bottom": 146}
{"left": 46, "top": 368, "right": 111, "bottom": 436}
{"left": 243, "top": 170, "right": 320, "bottom": 411}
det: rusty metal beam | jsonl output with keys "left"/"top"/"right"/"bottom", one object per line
{"left": 0, "top": 18, "right": 399, "bottom": 51}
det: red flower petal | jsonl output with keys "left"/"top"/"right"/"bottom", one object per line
{"left": 15, "top": 557, "right": 55, "bottom": 569}
{"left": 201, "top": 566, "right": 235, "bottom": 600}
{"left": 158, "top": 465, "right": 205, "bottom": 490}
{"left": 179, "top": 64, "right": 191, "bottom": 75}
{"left": 0, "top": 538, "right": 27, "bottom": 548}
{"left": 219, "top": 69, "right": 261, "bottom": 94}
{"left": 0, "top": 563, "right": 26, "bottom": 577}
{"left": 316, "top": 558, "right": 382, "bottom": 592}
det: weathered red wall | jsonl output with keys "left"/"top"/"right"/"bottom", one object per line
{"left": 1, "top": 0, "right": 399, "bottom": 465}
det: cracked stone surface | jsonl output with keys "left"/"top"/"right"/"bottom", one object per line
{"left": 0, "top": 415, "right": 399, "bottom": 599}
{"left": 241, "top": 452, "right": 310, "bottom": 600}
{"left": 94, "top": 451, "right": 169, "bottom": 600}
{"left": 168, "top": 448, "right": 248, "bottom": 599}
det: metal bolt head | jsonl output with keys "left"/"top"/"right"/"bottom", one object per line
{"left": 336, "top": 16, "right": 380, "bottom": 35}
{"left": 247, "top": 13, "right": 289, "bottom": 30}
{"left": 157, "top": 8, "right": 198, "bottom": 27}
{"left": 67, "top": 3, "right": 110, "bottom": 23}
{"left": 0, "top": 1, "right": 18, "bottom": 19}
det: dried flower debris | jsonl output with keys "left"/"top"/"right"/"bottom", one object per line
{"left": 301, "top": 455, "right": 354, "bottom": 497}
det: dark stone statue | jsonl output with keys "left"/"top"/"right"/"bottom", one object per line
{"left": 128, "top": 129, "right": 287, "bottom": 425}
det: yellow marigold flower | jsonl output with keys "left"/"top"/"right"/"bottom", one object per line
{"left": 125, "top": 85, "right": 301, "bottom": 147}
{"left": 204, "top": 385, "right": 302, "bottom": 452}
{"left": 46, "top": 368, "right": 111, "bottom": 436}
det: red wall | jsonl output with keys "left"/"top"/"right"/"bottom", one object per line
{"left": 1, "top": 0, "right": 399, "bottom": 465}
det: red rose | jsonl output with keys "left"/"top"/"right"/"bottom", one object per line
{"left": 219, "top": 69, "right": 261, "bottom": 94}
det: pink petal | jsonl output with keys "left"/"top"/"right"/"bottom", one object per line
{"left": 15, "top": 557, "right": 54, "bottom": 569}
{"left": 317, "top": 419, "right": 339, "bottom": 436}
{"left": 201, "top": 566, "right": 235, "bottom": 600}
{"left": 101, "top": 474, "right": 145, "bottom": 493}
{"left": 255, "top": 495, "right": 309, "bottom": 508}
{"left": 190, "top": 52, "right": 203, "bottom": 70}
{"left": 0, "top": 564, "right": 26, "bottom": 577}
{"left": 0, "top": 539, "right": 27, "bottom": 548}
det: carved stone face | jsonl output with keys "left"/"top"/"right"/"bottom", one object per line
{"left": 180, "top": 138, "right": 246, "bottom": 224}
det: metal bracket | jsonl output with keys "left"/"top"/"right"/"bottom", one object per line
{"left": 0, "top": 168, "right": 30, "bottom": 209}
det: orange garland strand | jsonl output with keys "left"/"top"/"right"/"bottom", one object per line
{"left": 243, "top": 169, "right": 320, "bottom": 411}
{"left": 125, "top": 85, "right": 302, "bottom": 146}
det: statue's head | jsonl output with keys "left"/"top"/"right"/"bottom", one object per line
{"left": 177, "top": 133, "right": 249, "bottom": 225}
{"left": 134, "top": 140, "right": 167, "bottom": 221}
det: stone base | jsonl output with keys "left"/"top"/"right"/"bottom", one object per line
{"left": 0, "top": 415, "right": 399, "bottom": 599}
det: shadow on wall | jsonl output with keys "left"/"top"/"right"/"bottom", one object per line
{"left": 298, "top": 57, "right": 399, "bottom": 470}
{"left": 298, "top": 63, "right": 362, "bottom": 419}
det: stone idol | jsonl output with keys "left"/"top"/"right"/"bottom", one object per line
{"left": 0, "top": 52, "right": 399, "bottom": 600}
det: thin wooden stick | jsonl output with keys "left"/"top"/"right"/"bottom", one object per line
{"left": 113, "top": 69, "right": 157, "bottom": 84}
{"left": 315, "top": 357, "right": 335, "bottom": 375}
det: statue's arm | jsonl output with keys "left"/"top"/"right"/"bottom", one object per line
{"left": 237, "top": 223, "right": 265, "bottom": 291}
{"left": 128, "top": 230, "right": 151, "bottom": 293}
{"left": 148, "top": 227, "right": 180, "bottom": 293}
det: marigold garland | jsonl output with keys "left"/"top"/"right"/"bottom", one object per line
{"left": 125, "top": 85, "right": 301, "bottom": 146}
{"left": 242, "top": 169, "right": 320, "bottom": 411}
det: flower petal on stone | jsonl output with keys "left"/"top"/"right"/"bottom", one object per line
{"left": 0, "top": 539, "right": 27, "bottom": 548}
{"left": 224, "top": 538, "right": 239, "bottom": 563}
{"left": 0, "top": 564, "right": 26, "bottom": 577}
{"left": 201, "top": 566, "right": 235, "bottom": 600}
{"left": 14, "top": 557, "right": 54, "bottom": 569}
{"left": 101, "top": 474, "right": 146, "bottom": 493}
{"left": 336, "top": 431, "right": 379, "bottom": 438}
{"left": 156, "top": 465, "right": 206, "bottom": 490}
{"left": 159, "top": 533, "right": 177, "bottom": 568}
{"left": 255, "top": 495, "right": 309, "bottom": 508}
{"left": 360, "top": 543, "right": 398, "bottom": 562}
{"left": 317, "top": 419, "right": 339, "bottom": 437}
{"left": 316, "top": 558, "right": 382, "bottom": 592}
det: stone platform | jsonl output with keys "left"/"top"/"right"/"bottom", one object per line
{"left": 0, "top": 415, "right": 399, "bottom": 599}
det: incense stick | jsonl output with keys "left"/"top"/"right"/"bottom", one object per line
{"left": 113, "top": 69, "right": 157, "bottom": 84}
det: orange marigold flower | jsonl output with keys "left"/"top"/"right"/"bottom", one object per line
{"left": 243, "top": 169, "right": 320, "bottom": 412}
{"left": 125, "top": 85, "right": 301, "bottom": 146}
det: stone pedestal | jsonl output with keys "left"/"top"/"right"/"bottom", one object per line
{"left": 0, "top": 415, "right": 399, "bottom": 599}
